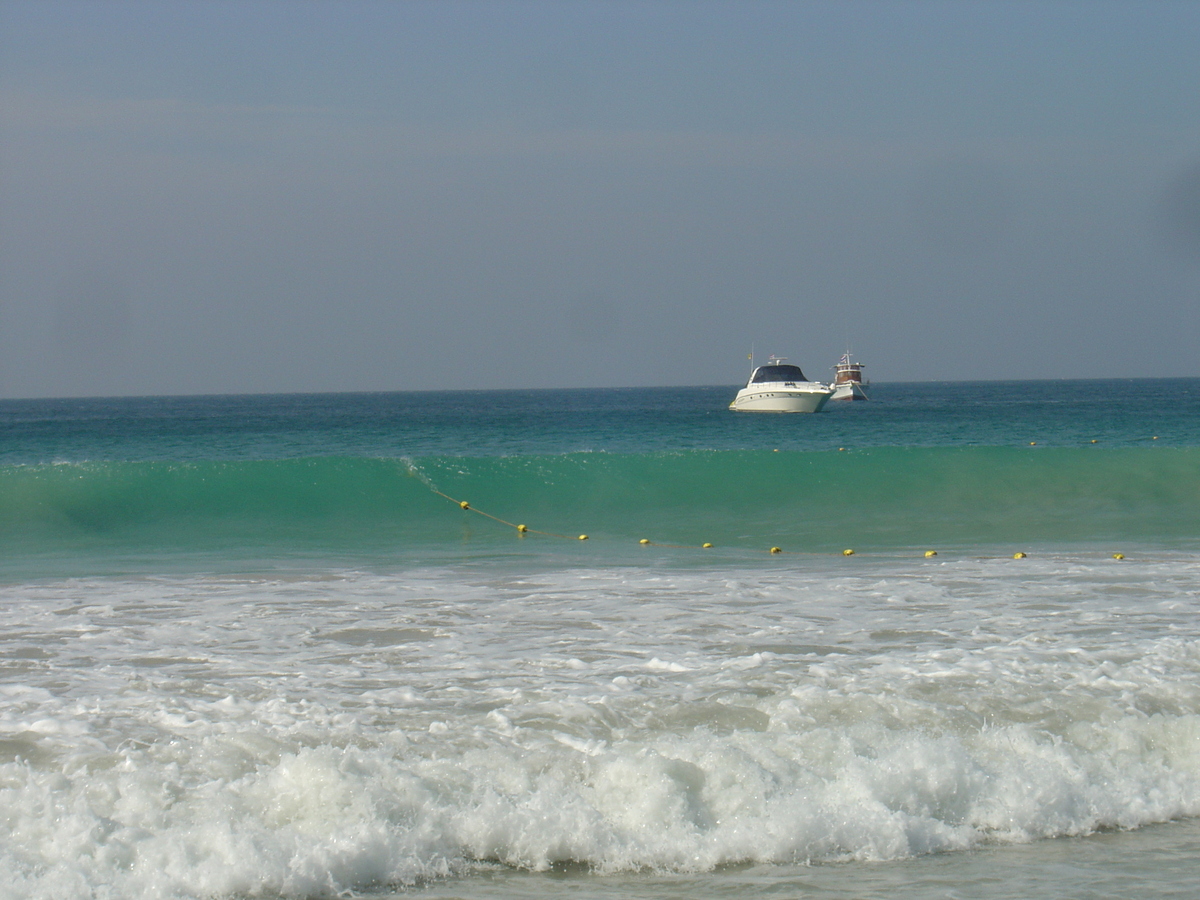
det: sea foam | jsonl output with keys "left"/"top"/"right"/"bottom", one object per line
{"left": 2, "top": 557, "right": 1199, "bottom": 899}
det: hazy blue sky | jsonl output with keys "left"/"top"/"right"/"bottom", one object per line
{"left": 2, "top": 0, "right": 1199, "bottom": 397}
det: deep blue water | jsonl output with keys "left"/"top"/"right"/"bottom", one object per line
{"left": 2, "top": 379, "right": 1197, "bottom": 464}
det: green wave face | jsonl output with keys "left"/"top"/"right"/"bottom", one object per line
{"left": 4, "top": 447, "right": 1199, "bottom": 561}
{"left": 429, "top": 446, "right": 1200, "bottom": 550}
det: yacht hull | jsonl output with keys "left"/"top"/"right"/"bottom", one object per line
{"left": 830, "top": 382, "right": 869, "bottom": 401}
{"left": 730, "top": 386, "right": 833, "bottom": 413}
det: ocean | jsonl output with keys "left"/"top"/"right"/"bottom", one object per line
{"left": 2, "top": 379, "right": 1199, "bottom": 899}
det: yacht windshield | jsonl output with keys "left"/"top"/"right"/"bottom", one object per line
{"left": 751, "top": 364, "right": 808, "bottom": 383}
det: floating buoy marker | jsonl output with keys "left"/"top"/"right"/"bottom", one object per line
{"left": 517, "top": 524, "right": 527, "bottom": 533}
{"left": 925, "top": 550, "right": 937, "bottom": 558}
{"left": 702, "top": 543, "right": 713, "bottom": 548}
{"left": 770, "top": 547, "right": 782, "bottom": 554}
{"left": 843, "top": 549, "right": 855, "bottom": 556}
{"left": 459, "top": 501, "right": 470, "bottom": 509}
{"left": 639, "top": 538, "right": 650, "bottom": 545}
{"left": 1013, "top": 552, "right": 1027, "bottom": 559}
{"left": 1113, "top": 553, "right": 1125, "bottom": 560}
{"left": 578, "top": 534, "right": 588, "bottom": 541}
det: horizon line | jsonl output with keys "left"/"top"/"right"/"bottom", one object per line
{"left": 2, "top": 375, "right": 1198, "bottom": 403}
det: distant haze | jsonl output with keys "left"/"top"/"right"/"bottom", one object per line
{"left": 1, "top": 0, "right": 1198, "bottom": 398}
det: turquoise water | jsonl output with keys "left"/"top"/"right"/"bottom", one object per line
{"left": 6, "top": 446, "right": 1200, "bottom": 569}
{"left": 3, "top": 380, "right": 1199, "bottom": 576}
{"left": 2, "top": 380, "right": 1199, "bottom": 900}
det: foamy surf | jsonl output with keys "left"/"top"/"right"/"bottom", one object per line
{"left": 3, "top": 555, "right": 1199, "bottom": 899}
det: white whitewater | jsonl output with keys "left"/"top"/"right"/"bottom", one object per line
{"left": 2, "top": 553, "right": 1199, "bottom": 899}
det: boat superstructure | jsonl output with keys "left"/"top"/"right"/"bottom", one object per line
{"left": 830, "top": 352, "right": 869, "bottom": 401}
{"left": 730, "top": 356, "right": 834, "bottom": 413}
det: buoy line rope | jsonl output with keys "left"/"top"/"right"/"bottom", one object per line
{"left": 429, "top": 488, "right": 586, "bottom": 541}
{"left": 426, "top": 486, "right": 1128, "bottom": 561}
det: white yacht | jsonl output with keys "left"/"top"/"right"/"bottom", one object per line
{"left": 730, "top": 356, "right": 834, "bottom": 413}
{"left": 830, "top": 352, "right": 869, "bottom": 401}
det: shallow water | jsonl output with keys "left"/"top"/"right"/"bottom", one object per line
{"left": 407, "top": 818, "right": 1200, "bottom": 900}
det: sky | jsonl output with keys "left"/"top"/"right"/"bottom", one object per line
{"left": 1, "top": 0, "right": 1199, "bottom": 397}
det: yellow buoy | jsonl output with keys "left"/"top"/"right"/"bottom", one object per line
{"left": 924, "top": 550, "right": 937, "bottom": 558}
{"left": 578, "top": 534, "right": 589, "bottom": 541}
{"left": 1013, "top": 551, "right": 1027, "bottom": 559}
{"left": 1090, "top": 439, "right": 1098, "bottom": 444}
{"left": 517, "top": 524, "right": 527, "bottom": 533}
{"left": 459, "top": 500, "right": 470, "bottom": 509}
{"left": 1153, "top": 436, "right": 1159, "bottom": 440}
{"left": 702, "top": 542, "right": 713, "bottom": 549}
{"left": 770, "top": 547, "right": 782, "bottom": 554}
{"left": 839, "top": 447, "right": 846, "bottom": 452}
{"left": 1029, "top": 441, "right": 1036, "bottom": 446}
{"left": 843, "top": 548, "right": 855, "bottom": 556}
{"left": 1113, "top": 552, "right": 1125, "bottom": 560}
{"left": 639, "top": 538, "right": 651, "bottom": 545}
